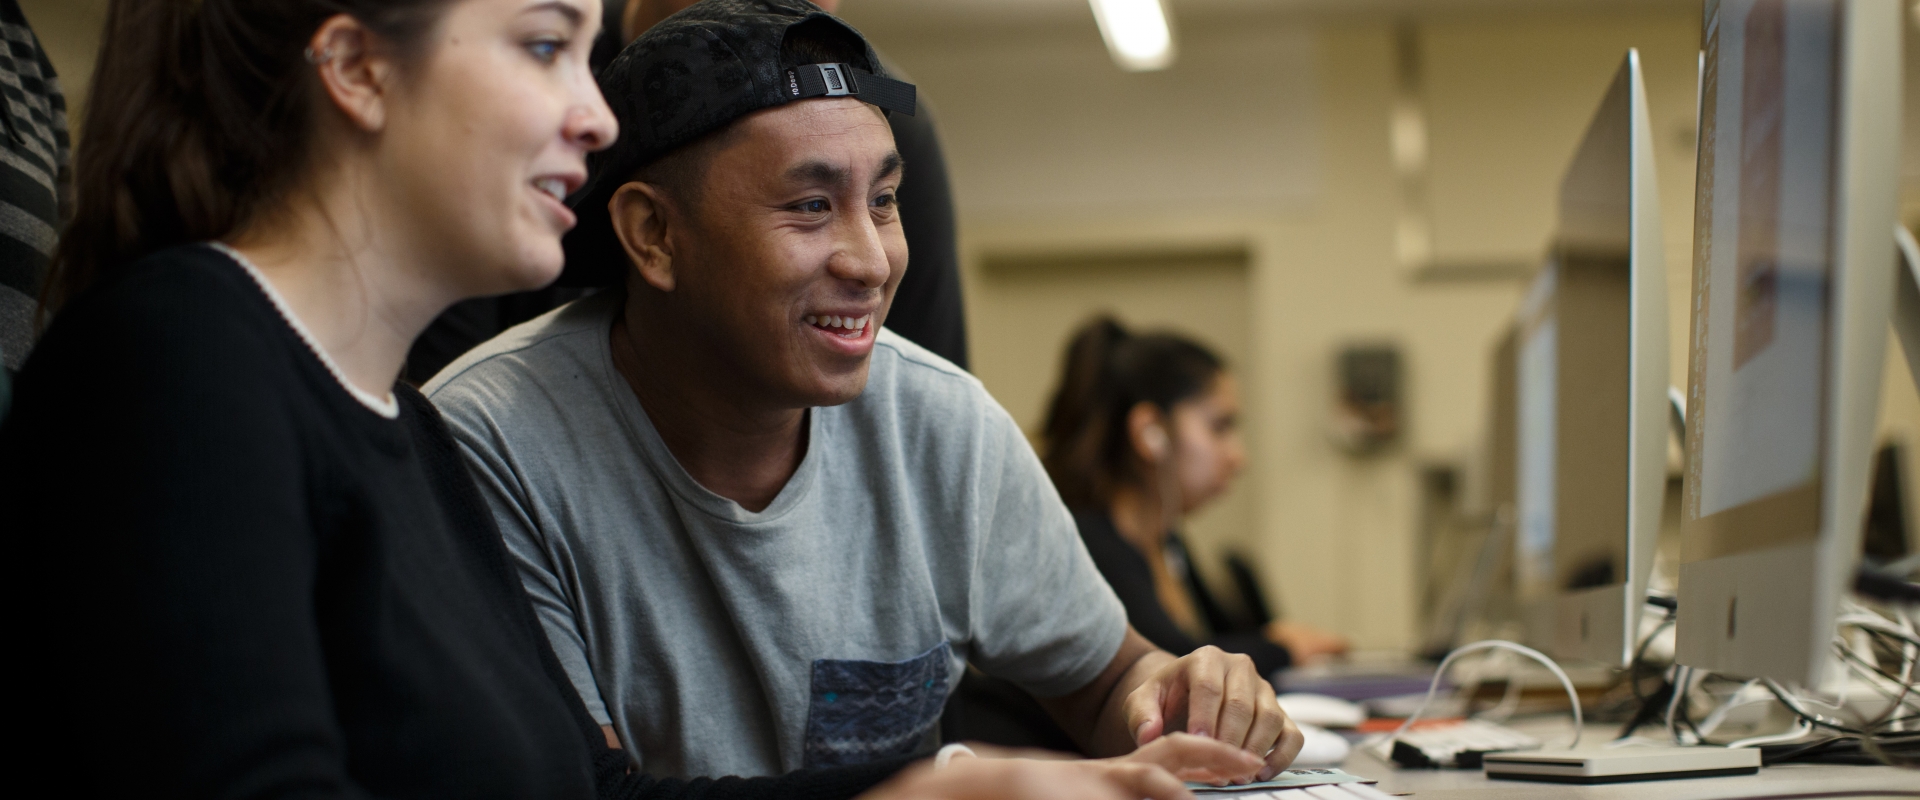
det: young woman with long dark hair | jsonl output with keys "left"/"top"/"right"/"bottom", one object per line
{"left": 0, "top": 2, "right": 1256, "bottom": 797}
{"left": 1040, "top": 317, "right": 1351, "bottom": 677}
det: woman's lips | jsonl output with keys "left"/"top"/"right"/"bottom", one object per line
{"left": 531, "top": 181, "right": 577, "bottom": 230}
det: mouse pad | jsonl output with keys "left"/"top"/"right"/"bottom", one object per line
{"left": 1188, "top": 768, "right": 1375, "bottom": 794}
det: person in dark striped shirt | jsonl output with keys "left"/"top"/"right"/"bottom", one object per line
{"left": 0, "top": 0, "right": 67, "bottom": 377}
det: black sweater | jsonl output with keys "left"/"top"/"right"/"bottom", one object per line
{"left": 0, "top": 245, "right": 904, "bottom": 799}
{"left": 1072, "top": 509, "right": 1293, "bottom": 677}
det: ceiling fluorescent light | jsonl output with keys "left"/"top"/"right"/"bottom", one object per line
{"left": 1089, "top": 0, "right": 1175, "bottom": 71}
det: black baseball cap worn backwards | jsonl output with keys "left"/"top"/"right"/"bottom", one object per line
{"left": 559, "top": 0, "right": 916, "bottom": 287}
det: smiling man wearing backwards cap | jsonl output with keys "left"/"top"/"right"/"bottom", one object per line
{"left": 425, "top": 0, "right": 1302, "bottom": 782}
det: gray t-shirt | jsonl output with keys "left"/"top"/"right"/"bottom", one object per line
{"left": 424, "top": 293, "right": 1127, "bottom": 779}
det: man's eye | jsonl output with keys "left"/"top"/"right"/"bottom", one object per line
{"left": 797, "top": 199, "right": 830, "bottom": 214}
{"left": 527, "top": 38, "right": 565, "bottom": 63}
{"left": 872, "top": 193, "right": 897, "bottom": 209}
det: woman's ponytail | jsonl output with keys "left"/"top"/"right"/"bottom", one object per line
{"left": 1041, "top": 316, "right": 1129, "bottom": 507}
{"left": 1039, "top": 315, "right": 1225, "bottom": 509}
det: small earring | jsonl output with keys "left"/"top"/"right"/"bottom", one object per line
{"left": 304, "top": 46, "right": 334, "bottom": 65}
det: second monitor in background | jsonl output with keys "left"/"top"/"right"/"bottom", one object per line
{"left": 1513, "top": 47, "right": 1669, "bottom": 668}
{"left": 1675, "top": 0, "right": 1902, "bottom": 688}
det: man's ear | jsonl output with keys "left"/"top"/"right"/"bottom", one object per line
{"left": 307, "top": 15, "right": 395, "bottom": 132}
{"left": 610, "top": 181, "right": 677, "bottom": 292}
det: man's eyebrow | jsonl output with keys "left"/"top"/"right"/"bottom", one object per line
{"left": 785, "top": 160, "right": 851, "bottom": 189}
{"left": 782, "top": 151, "right": 905, "bottom": 189}
{"left": 874, "top": 152, "right": 903, "bottom": 184}
{"left": 523, "top": 0, "right": 586, "bottom": 27}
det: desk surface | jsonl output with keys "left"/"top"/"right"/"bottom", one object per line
{"left": 1331, "top": 719, "right": 1918, "bottom": 798}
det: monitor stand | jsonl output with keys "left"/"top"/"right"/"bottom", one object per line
{"left": 1483, "top": 747, "right": 1761, "bottom": 784}
{"left": 1896, "top": 225, "right": 1919, "bottom": 396}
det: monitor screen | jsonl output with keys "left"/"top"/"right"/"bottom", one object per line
{"left": 1684, "top": 0, "right": 1837, "bottom": 561}
{"left": 1516, "top": 277, "right": 1559, "bottom": 602}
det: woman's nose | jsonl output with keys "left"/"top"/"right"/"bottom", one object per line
{"left": 568, "top": 89, "right": 619, "bottom": 153}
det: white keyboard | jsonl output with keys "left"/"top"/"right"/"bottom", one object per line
{"left": 1383, "top": 719, "right": 1542, "bottom": 768}
{"left": 1204, "top": 784, "right": 1398, "bottom": 799}
{"left": 1187, "top": 769, "right": 1395, "bottom": 798}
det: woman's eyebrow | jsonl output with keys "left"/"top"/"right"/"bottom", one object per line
{"left": 522, "top": 0, "right": 586, "bottom": 28}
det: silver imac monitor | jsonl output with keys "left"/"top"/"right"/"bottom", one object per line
{"left": 1675, "top": 0, "right": 1900, "bottom": 687}
{"left": 1512, "top": 49, "right": 1669, "bottom": 667}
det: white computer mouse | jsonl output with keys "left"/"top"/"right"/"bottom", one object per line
{"left": 1290, "top": 722, "right": 1353, "bottom": 766}
{"left": 1278, "top": 692, "right": 1368, "bottom": 728}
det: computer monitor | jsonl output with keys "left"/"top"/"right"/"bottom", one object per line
{"left": 1512, "top": 49, "right": 1669, "bottom": 668}
{"left": 1675, "top": 0, "right": 1901, "bottom": 687}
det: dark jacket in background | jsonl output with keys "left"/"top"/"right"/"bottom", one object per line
{"left": 0, "top": 0, "right": 69, "bottom": 374}
{"left": 942, "top": 509, "right": 1294, "bottom": 752}
{"left": 1073, "top": 509, "right": 1294, "bottom": 677}
{"left": 871, "top": 53, "right": 967, "bottom": 370}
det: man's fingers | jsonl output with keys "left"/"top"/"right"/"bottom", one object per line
{"left": 1243, "top": 685, "right": 1287, "bottom": 768}
{"left": 1097, "top": 762, "right": 1196, "bottom": 800}
{"left": 1181, "top": 647, "right": 1228, "bottom": 740}
{"left": 1259, "top": 717, "right": 1306, "bottom": 781}
{"left": 1125, "top": 660, "right": 1188, "bottom": 746}
{"left": 1124, "top": 684, "right": 1168, "bottom": 745}
{"left": 1213, "top": 654, "right": 1263, "bottom": 748}
{"left": 1123, "top": 732, "right": 1265, "bottom": 783}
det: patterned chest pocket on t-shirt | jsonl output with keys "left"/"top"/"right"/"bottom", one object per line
{"left": 802, "top": 641, "right": 952, "bottom": 768}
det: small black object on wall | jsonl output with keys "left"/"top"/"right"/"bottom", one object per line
{"left": 1332, "top": 343, "right": 1403, "bottom": 455}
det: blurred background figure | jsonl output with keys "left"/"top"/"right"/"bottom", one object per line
{"left": 405, "top": 0, "right": 968, "bottom": 382}
{"left": 1042, "top": 315, "right": 1351, "bottom": 672}
{"left": 0, "top": 0, "right": 69, "bottom": 388}
{"left": 946, "top": 314, "right": 1350, "bottom": 754}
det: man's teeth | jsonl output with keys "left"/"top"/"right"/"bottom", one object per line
{"left": 534, "top": 178, "right": 567, "bottom": 202}
{"left": 804, "top": 314, "right": 871, "bottom": 335}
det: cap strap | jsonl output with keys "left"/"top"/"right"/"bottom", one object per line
{"left": 786, "top": 63, "right": 917, "bottom": 116}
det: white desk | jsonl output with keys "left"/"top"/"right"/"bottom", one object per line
{"left": 1331, "top": 719, "right": 1918, "bottom": 798}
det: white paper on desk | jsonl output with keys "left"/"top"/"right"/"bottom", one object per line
{"left": 1187, "top": 768, "right": 1374, "bottom": 794}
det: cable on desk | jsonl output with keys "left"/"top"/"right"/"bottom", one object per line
{"left": 1387, "top": 640, "right": 1584, "bottom": 750}
{"left": 1759, "top": 733, "right": 1920, "bottom": 766}
{"left": 1615, "top": 598, "right": 1681, "bottom": 742}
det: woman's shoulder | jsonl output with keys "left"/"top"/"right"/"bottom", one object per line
{"left": 37, "top": 244, "right": 285, "bottom": 366}
{"left": 72, "top": 243, "right": 264, "bottom": 322}
{"left": 20, "top": 244, "right": 305, "bottom": 412}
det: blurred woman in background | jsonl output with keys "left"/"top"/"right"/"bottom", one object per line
{"left": 0, "top": 1, "right": 1249, "bottom": 797}
{"left": 1041, "top": 317, "right": 1351, "bottom": 677}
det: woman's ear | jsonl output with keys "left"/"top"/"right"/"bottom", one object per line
{"left": 1127, "top": 402, "right": 1170, "bottom": 464}
{"left": 307, "top": 15, "right": 396, "bottom": 133}
{"left": 610, "top": 181, "right": 677, "bottom": 292}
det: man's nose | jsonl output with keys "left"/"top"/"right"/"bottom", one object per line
{"left": 826, "top": 210, "right": 890, "bottom": 288}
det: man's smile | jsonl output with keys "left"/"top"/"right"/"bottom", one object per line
{"left": 804, "top": 313, "right": 871, "bottom": 338}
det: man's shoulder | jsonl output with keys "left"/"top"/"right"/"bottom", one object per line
{"left": 422, "top": 291, "right": 619, "bottom": 425}
{"left": 857, "top": 328, "right": 1014, "bottom": 442}
{"left": 870, "top": 327, "right": 978, "bottom": 392}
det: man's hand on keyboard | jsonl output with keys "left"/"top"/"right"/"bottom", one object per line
{"left": 1114, "top": 732, "right": 1269, "bottom": 784}
{"left": 1123, "top": 646, "right": 1305, "bottom": 781}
